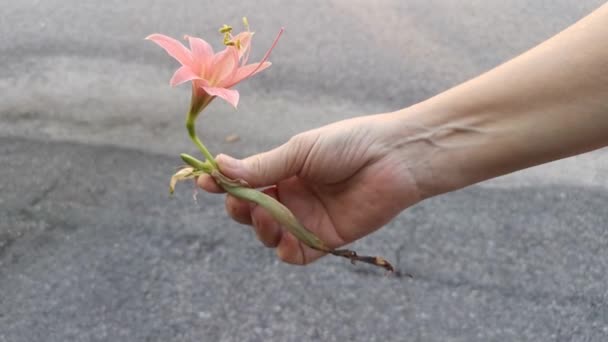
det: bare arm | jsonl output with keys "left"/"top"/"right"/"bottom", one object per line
{"left": 398, "top": 3, "right": 608, "bottom": 198}
{"left": 200, "top": 4, "right": 608, "bottom": 265}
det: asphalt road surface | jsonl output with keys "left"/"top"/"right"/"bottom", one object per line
{"left": 1, "top": 1, "right": 608, "bottom": 341}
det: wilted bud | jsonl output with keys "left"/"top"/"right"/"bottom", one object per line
{"left": 169, "top": 166, "right": 196, "bottom": 194}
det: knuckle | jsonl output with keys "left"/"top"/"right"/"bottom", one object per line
{"left": 277, "top": 249, "right": 294, "bottom": 263}
{"left": 248, "top": 154, "right": 264, "bottom": 175}
{"left": 286, "top": 132, "right": 316, "bottom": 175}
{"left": 287, "top": 132, "right": 309, "bottom": 151}
{"left": 224, "top": 195, "right": 251, "bottom": 225}
{"left": 276, "top": 238, "right": 304, "bottom": 265}
{"left": 225, "top": 195, "right": 239, "bottom": 213}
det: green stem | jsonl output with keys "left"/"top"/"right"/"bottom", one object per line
{"left": 219, "top": 177, "right": 331, "bottom": 251}
{"left": 215, "top": 171, "right": 395, "bottom": 271}
{"left": 186, "top": 115, "right": 218, "bottom": 169}
{"left": 179, "top": 153, "right": 395, "bottom": 272}
{"left": 180, "top": 153, "right": 214, "bottom": 174}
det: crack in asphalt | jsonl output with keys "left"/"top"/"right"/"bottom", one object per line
{"left": 2, "top": 131, "right": 607, "bottom": 340}
{"left": 27, "top": 177, "right": 60, "bottom": 208}
{"left": 0, "top": 175, "right": 59, "bottom": 262}
{"left": 350, "top": 263, "right": 607, "bottom": 313}
{"left": 0, "top": 233, "right": 15, "bottom": 260}
{"left": 0, "top": 134, "right": 176, "bottom": 162}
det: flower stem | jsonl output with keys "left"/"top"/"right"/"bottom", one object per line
{"left": 186, "top": 115, "right": 218, "bottom": 169}
{"left": 179, "top": 152, "right": 397, "bottom": 273}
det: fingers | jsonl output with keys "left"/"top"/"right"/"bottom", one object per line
{"left": 250, "top": 186, "right": 325, "bottom": 264}
{"left": 223, "top": 187, "right": 282, "bottom": 247}
{"left": 196, "top": 145, "right": 299, "bottom": 193}
{"left": 224, "top": 194, "right": 252, "bottom": 225}
{"left": 223, "top": 186, "right": 324, "bottom": 265}
{"left": 196, "top": 174, "right": 224, "bottom": 193}
{"left": 276, "top": 232, "right": 327, "bottom": 265}
{"left": 198, "top": 132, "right": 313, "bottom": 193}
{"left": 276, "top": 232, "right": 305, "bottom": 264}
{"left": 197, "top": 134, "right": 307, "bottom": 191}
{"left": 196, "top": 150, "right": 329, "bottom": 266}
{"left": 215, "top": 134, "right": 311, "bottom": 188}
{"left": 249, "top": 187, "right": 282, "bottom": 248}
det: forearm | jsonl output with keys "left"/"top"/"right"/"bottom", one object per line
{"left": 395, "top": 3, "right": 608, "bottom": 198}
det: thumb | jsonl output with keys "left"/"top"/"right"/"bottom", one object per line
{"left": 216, "top": 137, "right": 307, "bottom": 188}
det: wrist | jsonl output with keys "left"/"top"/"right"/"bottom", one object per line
{"left": 384, "top": 4, "right": 608, "bottom": 200}
{"left": 384, "top": 98, "right": 502, "bottom": 199}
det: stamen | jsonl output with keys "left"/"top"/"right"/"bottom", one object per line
{"left": 242, "top": 17, "right": 250, "bottom": 31}
{"left": 219, "top": 24, "right": 233, "bottom": 34}
{"left": 226, "top": 27, "right": 284, "bottom": 88}
{"left": 223, "top": 32, "right": 234, "bottom": 46}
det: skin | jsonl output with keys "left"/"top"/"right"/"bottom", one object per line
{"left": 198, "top": 3, "right": 608, "bottom": 266}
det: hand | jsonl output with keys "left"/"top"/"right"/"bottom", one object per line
{"left": 202, "top": 2, "right": 608, "bottom": 266}
{"left": 198, "top": 112, "right": 425, "bottom": 265}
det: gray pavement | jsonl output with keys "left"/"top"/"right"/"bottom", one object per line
{"left": 1, "top": 1, "right": 608, "bottom": 341}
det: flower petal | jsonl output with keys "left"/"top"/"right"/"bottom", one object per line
{"left": 209, "top": 47, "right": 239, "bottom": 85}
{"left": 170, "top": 66, "right": 201, "bottom": 86}
{"left": 186, "top": 35, "right": 214, "bottom": 76}
{"left": 232, "top": 31, "right": 254, "bottom": 60}
{"left": 202, "top": 86, "right": 240, "bottom": 108}
{"left": 224, "top": 28, "right": 282, "bottom": 88}
{"left": 228, "top": 62, "right": 272, "bottom": 87}
{"left": 146, "top": 34, "right": 192, "bottom": 66}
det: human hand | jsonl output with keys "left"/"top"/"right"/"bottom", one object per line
{"left": 198, "top": 112, "right": 425, "bottom": 265}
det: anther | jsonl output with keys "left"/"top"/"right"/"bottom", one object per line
{"left": 219, "top": 24, "right": 233, "bottom": 34}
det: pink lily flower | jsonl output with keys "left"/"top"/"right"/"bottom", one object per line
{"left": 146, "top": 24, "right": 283, "bottom": 112}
